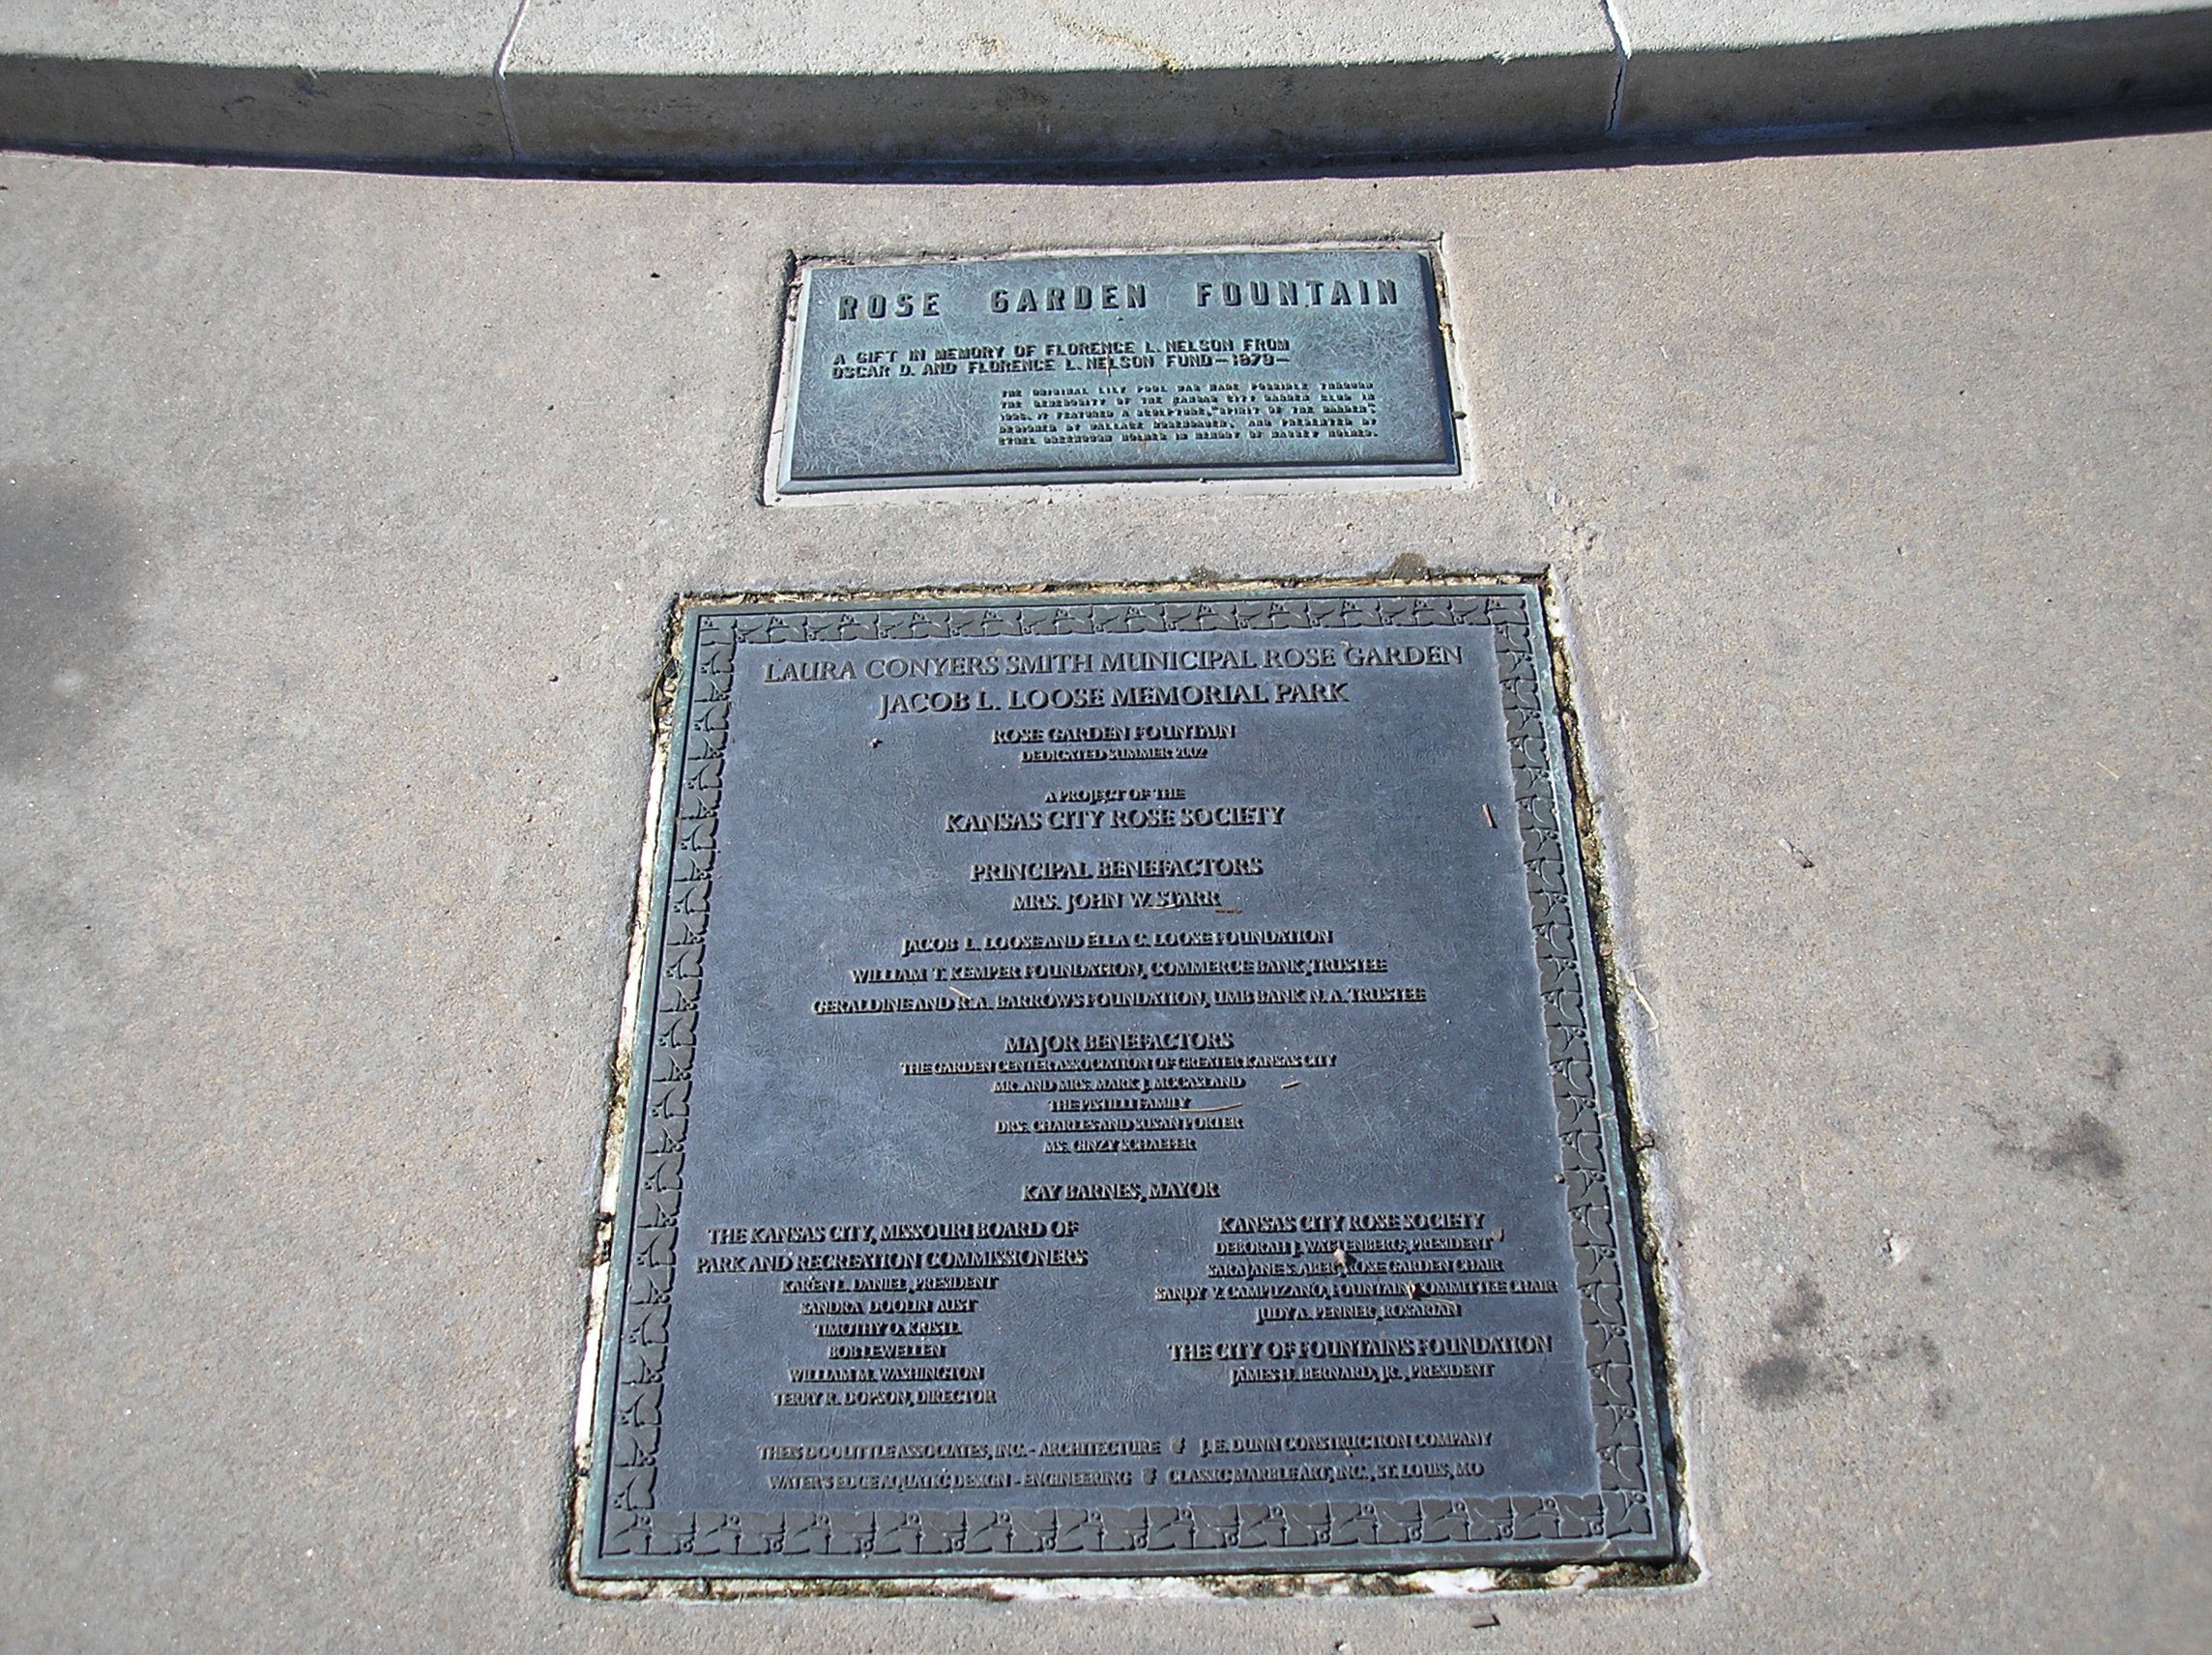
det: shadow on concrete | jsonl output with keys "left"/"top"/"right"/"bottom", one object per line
{"left": 0, "top": 466, "right": 146, "bottom": 777}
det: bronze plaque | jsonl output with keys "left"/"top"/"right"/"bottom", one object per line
{"left": 578, "top": 586, "right": 1671, "bottom": 1580}
{"left": 774, "top": 251, "right": 1459, "bottom": 493}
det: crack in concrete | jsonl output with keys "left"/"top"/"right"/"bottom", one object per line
{"left": 1040, "top": 5, "right": 1187, "bottom": 73}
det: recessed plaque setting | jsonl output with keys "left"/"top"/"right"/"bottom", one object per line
{"left": 577, "top": 585, "right": 1674, "bottom": 1582}
{"left": 770, "top": 249, "right": 1462, "bottom": 495}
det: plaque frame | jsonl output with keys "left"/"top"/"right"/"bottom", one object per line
{"left": 571, "top": 583, "right": 1675, "bottom": 1585}
{"left": 761, "top": 245, "right": 1475, "bottom": 505}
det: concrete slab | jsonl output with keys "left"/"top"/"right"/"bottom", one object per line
{"left": 1, "top": 121, "right": 2209, "bottom": 1651}
{"left": 498, "top": 0, "right": 1617, "bottom": 165}
{"left": 0, "top": 0, "right": 515, "bottom": 160}
{"left": 3, "top": 0, "right": 2211, "bottom": 166}
{"left": 1617, "top": 0, "right": 2212, "bottom": 132}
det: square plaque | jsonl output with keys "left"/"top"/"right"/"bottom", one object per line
{"left": 771, "top": 250, "right": 1461, "bottom": 494}
{"left": 577, "top": 586, "right": 1673, "bottom": 1581}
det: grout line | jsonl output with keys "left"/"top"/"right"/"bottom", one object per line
{"left": 1599, "top": 0, "right": 1632, "bottom": 133}
{"left": 493, "top": 0, "right": 532, "bottom": 160}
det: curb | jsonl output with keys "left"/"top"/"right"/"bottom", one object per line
{"left": 2, "top": 6, "right": 2210, "bottom": 169}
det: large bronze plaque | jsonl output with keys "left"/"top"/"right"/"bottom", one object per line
{"left": 577, "top": 586, "right": 1672, "bottom": 1581}
{"left": 771, "top": 250, "right": 1459, "bottom": 493}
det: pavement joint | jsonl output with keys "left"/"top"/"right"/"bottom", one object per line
{"left": 494, "top": 0, "right": 532, "bottom": 162}
{"left": 1601, "top": 0, "right": 1634, "bottom": 134}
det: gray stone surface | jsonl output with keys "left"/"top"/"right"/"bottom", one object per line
{"left": 498, "top": 0, "right": 1615, "bottom": 165}
{"left": 0, "top": 0, "right": 513, "bottom": 160}
{"left": 0, "top": 0, "right": 513, "bottom": 64}
{"left": 1619, "top": 0, "right": 2212, "bottom": 132}
{"left": 4, "top": 0, "right": 2212, "bottom": 164}
{"left": 1, "top": 122, "right": 2208, "bottom": 1650}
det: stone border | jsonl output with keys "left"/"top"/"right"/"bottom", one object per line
{"left": 3, "top": 8, "right": 2210, "bottom": 167}
{"left": 579, "top": 585, "right": 1671, "bottom": 1580}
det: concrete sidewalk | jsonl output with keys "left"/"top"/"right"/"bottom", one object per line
{"left": 2, "top": 0, "right": 2211, "bottom": 166}
{"left": 2, "top": 117, "right": 2207, "bottom": 1651}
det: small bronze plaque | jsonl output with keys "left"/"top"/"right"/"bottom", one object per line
{"left": 578, "top": 586, "right": 1671, "bottom": 1581}
{"left": 772, "top": 251, "right": 1459, "bottom": 493}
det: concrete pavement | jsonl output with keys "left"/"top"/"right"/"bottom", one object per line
{"left": 0, "top": 114, "right": 2208, "bottom": 1651}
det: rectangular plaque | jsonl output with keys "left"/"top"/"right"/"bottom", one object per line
{"left": 578, "top": 586, "right": 1672, "bottom": 1581}
{"left": 771, "top": 250, "right": 1460, "bottom": 494}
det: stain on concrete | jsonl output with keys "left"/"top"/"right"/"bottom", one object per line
{"left": 2089, "top": 1041, "right": 2125, "bottom": 1089}
{"left": 1876, "top": 1331, "right": 1941, "bottom": 1369}
{"left": 2029, "top": 1113, "right": 2127, "bottom": 1185}
{"left": 1975, "top": 1089, "right": 2128, "bottom": 1197}
{"left": 1745, "top": 1294, "right": 1949, "bottom": 1414}
{"left": 0, "top": 871, "right": 104, "bottom": 990}
{"left": 1742, "top": 1277, "right": 1834, "bottom": 1408}
{"left": 1865, "top": 1329, "right": 1948, "bottom": 1420}
{"left": 1741, "top": 1351, "right": 1814, "bottom": 1409}
{"left": 0, "top": 467, "right": 146, "bottom": 775}
{"left": 1769, "top": 1276, "right": 1826, "bottom": 1337}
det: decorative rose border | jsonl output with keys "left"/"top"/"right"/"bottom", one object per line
{"left": 584, "top": 588, "right": 1666, "bottom": 1575}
